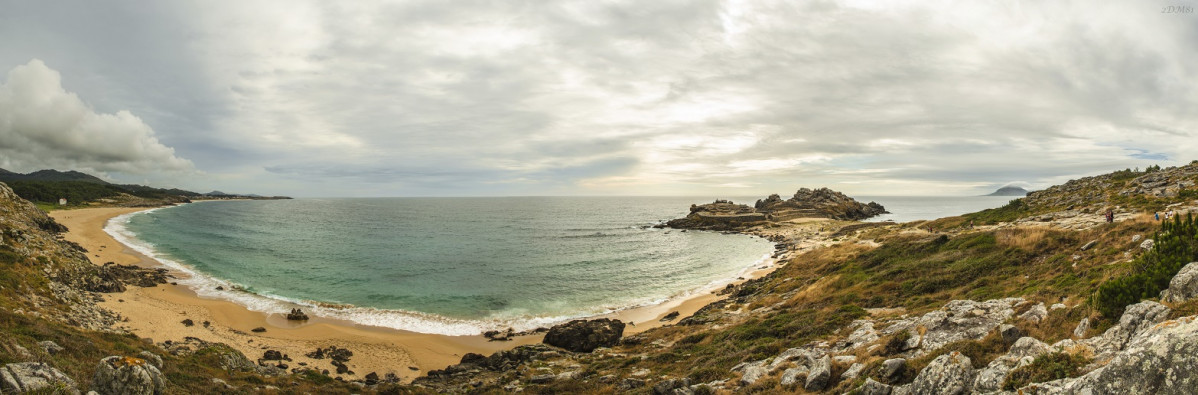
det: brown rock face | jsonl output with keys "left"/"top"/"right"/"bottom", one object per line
{"left": 667, "top": 187, "right": 887, "bottom": 230}
{"left": 543, "top": 319, "right": 626, "bottom": 353}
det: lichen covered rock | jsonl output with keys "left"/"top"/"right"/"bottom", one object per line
{"left": 92, "top": 356, "right": 166, "bottom": 395}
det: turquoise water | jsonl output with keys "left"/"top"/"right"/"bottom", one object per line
{"left": 106, "top": 195, "right": 1012, "bottom": 335}
{"left": 107, "top": 197, "right": 775, "bottom": 335}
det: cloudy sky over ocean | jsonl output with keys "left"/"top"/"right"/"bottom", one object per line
{"left": 1, "top": 0, "right": 1195, "bottom": 197}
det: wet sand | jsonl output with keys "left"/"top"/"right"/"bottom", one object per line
{"left": 49, "top": 205, "right": 790, "bottom": 380}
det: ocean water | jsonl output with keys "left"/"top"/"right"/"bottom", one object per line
{"left": 108, "top": 197, "right": 775, "bottom": 335}
{"left": 106, "top": 195, "right": 1013, "bottom": 336}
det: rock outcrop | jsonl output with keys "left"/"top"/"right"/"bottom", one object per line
{"left": 905, "top": 352, "right": 974, "bottom": 395}
{"left": 0, "top": 362, "right": 77, "bottom": 394}
{"left": 666, "top": 187, "right": 887, "bottom": 230}
{"left": 883, "top": 298, "right": 1022, "bottom": 355}
{"left": 92, "top": 356, "right": 166, "bottom": 395}
{"left": 1023, "top": 316, "right": 1198, "bottom": 394}
{"left": 543, "top": 319, "right": 625, "bottom": 353}
{"left": 1161, "top": 261, "right": 1198, "bottom": 303}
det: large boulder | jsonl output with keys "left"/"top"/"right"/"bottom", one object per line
{"left": 856, "top": 377, "right": 893, "bottom": 395}
{"left": 0, "top": 362, "right": 77, "bottom": 394}
{"left": 803, "top": 355, "right": 832, "bottom": 391}
{"left": 543, "top": 319, "right": 625, "bottom": 352}
{"left": 1089, "top": 301, "right": 1171, "bottom": 356}
{"left": 907, "top": 352, "right": 974, "bottom": 395}
{"left": 92, "top": 356, "right": 167, "bottom": 395}
{"left": 1021, "top": 316, "right": 1198, "bottom": 394}
{"left": 731, "top": 360, "right": 768, "bottom": 385}
{"left": 1161, "top": 262, "right": 1198, "bottom": 303}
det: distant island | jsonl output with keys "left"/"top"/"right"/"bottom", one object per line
{"left": 986, "top": 186, "right": 1030, "bottom": 196}
{"left": 0, "top": 168, "right": 290, "bottom": 207}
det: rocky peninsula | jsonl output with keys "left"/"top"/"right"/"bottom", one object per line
{"left": 664, "top": 187, "right": 888, "bottom": 231}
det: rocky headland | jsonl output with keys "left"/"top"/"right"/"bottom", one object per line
{"left": 664, "top": 187, "right": 887, "bottom": 231}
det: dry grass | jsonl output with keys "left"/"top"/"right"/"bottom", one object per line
{"left": 996, "top": 226, "right": 1055, "bottom": 250}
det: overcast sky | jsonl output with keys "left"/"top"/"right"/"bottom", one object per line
{"left": 1, "top": 0, "right": 1196, "bottom": 197}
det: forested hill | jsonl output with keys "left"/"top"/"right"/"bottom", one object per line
{"left": 0, "top": 169, "right": 288, "bottom": 206}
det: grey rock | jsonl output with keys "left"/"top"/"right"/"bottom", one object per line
{"left": 618, "top": 378, "right": 645, "bottom": 390}
{"left": 803, "top": 354, "right": 831, "bottom": 391}
{"left": 999, "top": 324, "right": 1025, "bottom": 345}
{"left": 1094, "top": 301, "right": 1171, "bottom": 354}
{"left": 857, "top": 377, "right": 893, "bottom": 395}
{"left": 835, "top": 320, "right": 880, "bottom": 351}
{"left": 652, "top": 378, "right": 691, "bottom": 394}
{"left": 0, "top": 362, "right": 78, "bottom": 394}
{"left": 881, "top": 358, "right": 906, "bottom": 382}
{"left": 137, "top": 352, "right": 163, "bottom": 369}
{"left": 1020, "top": 315, "right": 1198, "bottom": 394}
{"left": 92, "top": 356, "right": 166, "bottom": 395}
{"left": 780, "top": 366, "right": 808, "bottom": 387}
{"left": 833, "top": 355, "right": 857, "bottom": 364}
{"left": 11, "top": 344, "right": 33, "bottom": 360}
{"left": 1141, "top": 239, "right": 1155, "bottom": 250}
{"left": 38, "top": 341, "right": 64, "bottom": 356}
{"left": 528, "top": 374, "right": 555, "bottom": 384}
{"left": 908, "top": 352, "right": 974, "bottom": 395}
{"left": 1073, "top": 317, "right": 1090, "bottom": 338}
{"left": 1132, "top": 234, "right": 1142, "bottom": 243}
{"left": 841, "top": 362, "right": 865, "bottom": 380}
{"left": 973, "top": 337, "right": 1050, "bottom": 392}
{"left": 734, "top": 359, "right": 768, "bottom": 385}
{"left": 1160, "top": 262, "right": 1198, "bottom": 303}
{"left": 886, "top": 298, "right": 1022, "bottom": 354}
{"left": 1080, "top": 240, "right": 1098, "bottom": 250}
{"left": 767, "top": 345, "right": 825, "bottom": 371}
{"left": 1019, "top": 303, "right": 1048, "bottom": 324}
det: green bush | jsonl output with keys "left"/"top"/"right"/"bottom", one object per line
{"left": 1092, "top": 213, "right": 1198, "bottom": 319}
{"left": 1002, "top": 352, "right": 1088, "bottom": 390}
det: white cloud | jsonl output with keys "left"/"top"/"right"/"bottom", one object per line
{"left": 0, "top": 59, "right": 194, "bottom": 176}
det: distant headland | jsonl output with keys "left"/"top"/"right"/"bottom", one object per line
{"left": 986, "top": 186, "right": 1030, "bottom": 196}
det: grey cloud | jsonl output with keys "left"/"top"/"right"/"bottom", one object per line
{"left": 1, "top": 0, "right": 1195, "bottom": 196}
{"left": 0, "top": 60, "right": 194, "bottom": 176}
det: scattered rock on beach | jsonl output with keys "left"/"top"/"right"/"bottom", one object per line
{"left": 286, "top": 308, "right": 309, "bottom": 321}
{"left": 251, "top": 327, "right": 266, "bottom": 333}
{"left": 659, "top": 311, "right": 680, "bottom": 322}
{"left": 181, "top": 319, "right": 194, "bottom": 327}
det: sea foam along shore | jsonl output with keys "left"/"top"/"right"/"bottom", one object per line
{"left": 51, "top": 206, "right": 545, "bottom": 382}
{"left": 101, "top": 202, "right": 782, "bottom": 336}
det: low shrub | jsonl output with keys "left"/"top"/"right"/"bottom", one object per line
{"left": 1002, "top": 352, "right": 1089, "bottom": 390}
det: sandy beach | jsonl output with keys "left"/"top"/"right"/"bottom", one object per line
{"left": 49, "top": 205, "right": 787, "bottom": 381}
